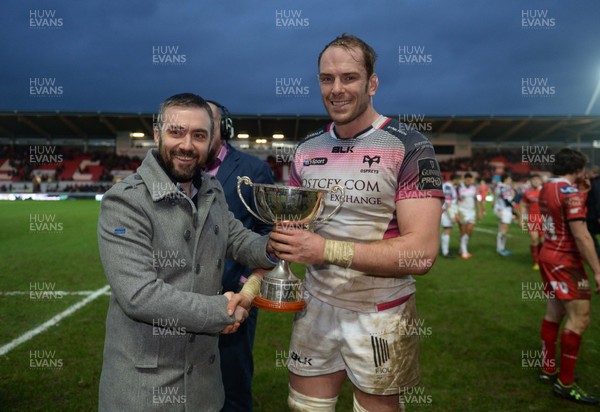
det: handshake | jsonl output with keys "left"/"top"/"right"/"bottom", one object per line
{"left": 220, "top": 290, "right": 254, "bottom": 334}
{"left": 220, "top": 269, "right": 265, "bottom": 334}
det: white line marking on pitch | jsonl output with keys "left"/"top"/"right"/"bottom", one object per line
{"left": 0, "top": 290, "right": 111, "bottom": 296}
{"left": 473, "top": 227, "right": 513, "bottom": 237}
{"left": 0, "top": 285, "right": 110, "bottom": 357}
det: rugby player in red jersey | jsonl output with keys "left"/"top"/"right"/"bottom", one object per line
{"left": 538, "top": 148, "right": 600, "bottom": 405}
{"left": 520, "top": 174, "right": 544, "bottom": 270}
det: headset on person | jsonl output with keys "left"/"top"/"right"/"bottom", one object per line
{"left": 207, "top": 100, "right": 234, "bottom": 140}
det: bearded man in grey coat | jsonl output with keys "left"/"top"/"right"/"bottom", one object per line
{"left": 97, "top": 93, "right": 276, "bottom": 412}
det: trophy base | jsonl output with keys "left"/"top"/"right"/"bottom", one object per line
{"left": 254, "top": 296, "right": 306, "bottom": 312}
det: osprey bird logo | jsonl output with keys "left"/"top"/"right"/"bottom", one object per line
{"left": 363, "top": 155, "right": 381, "bottom": 168}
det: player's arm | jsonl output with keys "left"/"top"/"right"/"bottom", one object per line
{"left": 569, "top": 219, "right": 600, "bottom": 293}
{"left": 352, "top": 197, "right": 443, "bottom": 276}
{"left": 226, "top": 267, "right": 271, "bottom": 314}
{"left": 269, "top": 197, "right": 443, "bottom": 277}
{"left": 520, "top": 198, "right": 529, "bottom": 222}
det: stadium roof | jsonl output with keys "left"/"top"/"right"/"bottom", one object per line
{"left": 0, "top": 112, "right": 599, "bottom": 146}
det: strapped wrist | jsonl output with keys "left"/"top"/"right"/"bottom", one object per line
{"left": 323, "top": 239, "right": 355, "bottom": 268}
{"left": 239, "top": 274, "right": 262, "bottom": 300}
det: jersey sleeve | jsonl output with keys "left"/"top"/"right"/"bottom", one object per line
{"left": 563, "top": 191, "right": 587, "bottom": 221}
{"left": 395, "top": 135, "right": 444, "bottom": 201}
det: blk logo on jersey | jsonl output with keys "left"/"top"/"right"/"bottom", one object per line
{"left": 362, "top": 155, "right": 381, "bottom": 168}
{"left": 332, "top": 146, "right": 354, "bottom": 153}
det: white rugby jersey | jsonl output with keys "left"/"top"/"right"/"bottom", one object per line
{"left": 442, "top": 181, "right": 457, "bottom": 212}
{"left": 494, "top": 182, "right": 514, "bottom": 211}
{"left": 457, "top": 183, "right": 477, "bottom": 211}
{"left": 288, "top": 116, "right": 444, "bottom": 312}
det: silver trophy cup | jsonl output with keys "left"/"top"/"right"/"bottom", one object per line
{"left": 237, "top": 176, "right": 344, "bottom": 312}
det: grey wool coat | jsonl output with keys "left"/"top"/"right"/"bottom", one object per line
{"left": 97, "top": 149, "right": 273, "bottom": 412}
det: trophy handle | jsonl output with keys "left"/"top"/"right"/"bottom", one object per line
{"left": 312, "top": 184, "right": 345, "bottom": 225}
{"left": 237, "top": 176, "right": 271, "bottom": 225}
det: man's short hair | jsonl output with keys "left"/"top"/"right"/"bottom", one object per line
{"left": 552, "top": 148, "right": 587, "bottom": 176}
{"left": 501, "top": 173, "right": 511, "bottom": 182}
{"left": 450, "top": 173, "right": 460, "bottom": 181}
{"left": 464, "top": 172, "right": 473, "bottom": 179}
{"left": 156, "top": 93, "right": 214, "bottom": 138}
{"left": 318, "top": 33, "right": 378, "bottom": 78}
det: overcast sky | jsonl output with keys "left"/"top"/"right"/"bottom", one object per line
{"left": 2, "top": 0, "right": 600, "bottom": 117}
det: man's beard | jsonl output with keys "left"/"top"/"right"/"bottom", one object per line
{"left": 157, "top": 139, "right": 202, "bottom": 183}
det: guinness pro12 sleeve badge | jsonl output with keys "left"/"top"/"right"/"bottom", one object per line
{"left": 417, "top": 158, "right": 442, "bottom": 190}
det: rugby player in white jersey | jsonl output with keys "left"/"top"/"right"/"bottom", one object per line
{"left": 457, "top": 172, "right": 481, "bottom": 259}
{"left": 441, "top": 173, "right": 460, "bottom": 258}
{"left": 494, "top": 173, "right": 516, "bottom": 256}
{"left": 234, "top": 34, "right": 444, "bottom": 412}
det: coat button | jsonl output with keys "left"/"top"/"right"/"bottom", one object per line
{"left": 209, "top": 355, "right": 216, "bottom": 364}
{"left": 189, "top": 334, "right": 195, "bottom": 343}
{"left": 184, "top": 230, "right": 191, "bottom": 240}
{"left": 217, "top": 258, "right": 222, "bottom": 269}
{"left": 195, "top": 264, "right": 201, "bottom": 274}
{"left": 186, "top": 364, "right": 193, "bottom": 374}
{"left": 214, "top": 225, "right": 219, "bottom": 234}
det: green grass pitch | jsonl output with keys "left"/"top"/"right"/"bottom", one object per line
{"left": 0, "top": 200, "right": 598, "bottom": 411}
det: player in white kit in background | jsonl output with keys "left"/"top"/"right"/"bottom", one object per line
{"left": 441, "top": 173, "right": 460, "bottom": 258}
{"left": 494, "top": 173, "right": 516, "bottom": 256}
{"left": 457, "top": 173, "right": 482, "bottom": 259}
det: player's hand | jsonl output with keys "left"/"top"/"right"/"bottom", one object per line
{"left": 221, "top": 292, "right": 248, "bottom": 334}
{"left": 221, "top": 306, "right": 249, "bottom": 334}
{"left": 226, "top": 292, "right": 253, "bottom": 314}
{"left": 269, "top": 225, "right": 325, "bottom": 265}
{"left": 222, "top": 292, "right": 249, "bottom": 334}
